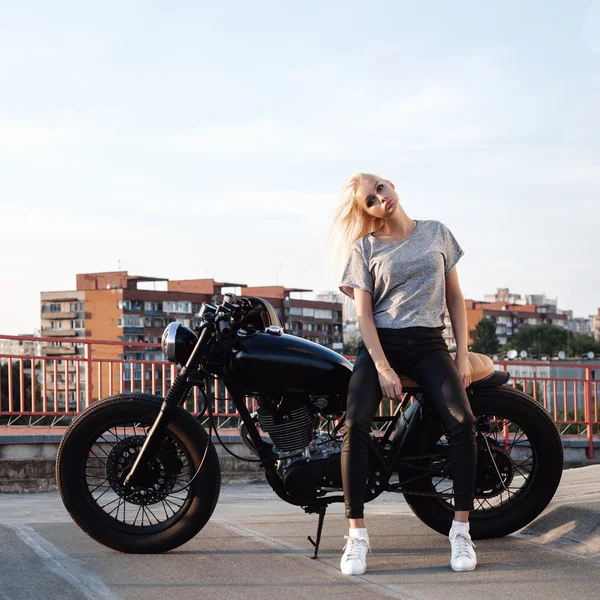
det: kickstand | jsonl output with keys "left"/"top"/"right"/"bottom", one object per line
{"left": 307, "top": 506, "right": 327, "bottom": 559}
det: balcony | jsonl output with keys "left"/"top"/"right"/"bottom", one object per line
{"left": 123, "top": 327, "right": 144, "bottom": 335}
{"left": 44, "top": 381, "right": 82, "bottom": 391}
{"left": 40, "top": 311, "right": 76, "bottom": 319}
{"left": 41, "top": 329, "right": 78, "bottom": 337}
{"left": 41, "top": 346, "right": 77, "bottom": 356}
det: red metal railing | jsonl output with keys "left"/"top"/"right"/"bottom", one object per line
{"left": 1, "top": 334, "right": 598, "bottom": 456}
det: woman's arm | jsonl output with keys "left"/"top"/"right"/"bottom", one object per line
{"left": 354, "top": 289, "right": 389, "bottom": 372}
{"left": 445, "top": 266, "right": 472, "bottom": 387}
{"left": 354, "top": 289, "right": 403, "bottom": 400}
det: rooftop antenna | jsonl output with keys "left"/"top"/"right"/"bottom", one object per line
{"left": 117, "top": 258, "right": 122, "bottom": 270}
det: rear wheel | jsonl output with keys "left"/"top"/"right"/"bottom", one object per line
{"left": 56, "top": 393, "right": 220, "bottom": 553}
{"left": 397, "top": 386, "right": 563, "bottom": 539}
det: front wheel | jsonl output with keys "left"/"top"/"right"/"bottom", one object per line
{"left": 56, "top": 393, "right": 221, "bottom": 553}
{"left": 397, "top": 385, "right": 563, "bottom": 539}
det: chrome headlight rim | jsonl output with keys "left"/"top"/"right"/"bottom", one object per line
{"left": 161, "top": 322, "right": 198, "bottom": 364}
{"left": 161, "top": 323, "right": 180, "bottom": 362}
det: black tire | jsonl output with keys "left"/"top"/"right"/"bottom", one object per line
{"left": 56, "top": 393, "right": 221, "bottom": 553}
{"left": 399, "top": 385, "right": 563, "bottom": 539}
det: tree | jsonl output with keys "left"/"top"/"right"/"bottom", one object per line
{"left": 569, "top": 331, "right": 600, "bottom": 357}
{"left": 470, "top": 317, "right": 499, "bottom": 355}
{"left": 509, "top": 324, "right": 559, "bottom": 357}
{"left": 503, "top": 324, "right": 600, "bottom": 358}
{"left": 343, "top": 339, "right": 359, "bottom": 356}
{"left": 0, "top": 359, "right": 41, "bottom": 415}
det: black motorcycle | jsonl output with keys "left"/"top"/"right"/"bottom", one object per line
{"left": 56, "top": 294, "right": 563, "bottom": 556}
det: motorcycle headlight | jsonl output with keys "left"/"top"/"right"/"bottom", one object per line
{"left": 161, "top": 323, "right": 198, "bottom": 365}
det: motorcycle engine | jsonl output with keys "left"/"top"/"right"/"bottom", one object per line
{"left": 275, "top": 431, "right": 344, "bottom": 504}
{"left": 256, "top": 394, "right": 344, "bottom": 504}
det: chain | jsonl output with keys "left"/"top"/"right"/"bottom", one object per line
{"left": 397, "top": 452, "right": 449, "bottom": 461}
{"left": 389, "top": 452, "right": 455, "bottom": 498}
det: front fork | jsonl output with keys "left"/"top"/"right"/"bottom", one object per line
{"left": 123, "top": 369, "right": 190, "bottom": 487}
{"left": 125, "top": 324, "right": 220, "bottom": 486}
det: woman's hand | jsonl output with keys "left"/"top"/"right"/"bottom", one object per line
{"left": 378, "top": 368, "right": 403, "bottom": 401}
{"left": 454, "top": 354, "right": 472, "bottom": 389}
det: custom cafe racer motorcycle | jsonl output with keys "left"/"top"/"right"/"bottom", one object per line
{"left": 56, "top": 294, "right": 563, "bottom": 556}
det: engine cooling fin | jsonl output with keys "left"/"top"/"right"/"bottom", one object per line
{"left": 256, "top": 404, "right": 315, "bottom": 452}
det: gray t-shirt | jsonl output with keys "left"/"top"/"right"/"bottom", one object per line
{"left": 339, "top": 219, "right": 464, "bottom": 329}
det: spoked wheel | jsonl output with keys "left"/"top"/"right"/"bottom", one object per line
{"left": 85, "top": 421, "right": 194, "bottom": 529}
{"left": 397, "top": 386, "right": 563, "bottom": 539}
{"left": 57, "top": 393, "right": 221, "bottom": 553}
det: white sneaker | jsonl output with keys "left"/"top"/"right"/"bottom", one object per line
{"left": 340, "top": 534, "right": 371, "bottom": 575}
{"left": 449, "top": 530, "right": 477, "bottom": 571}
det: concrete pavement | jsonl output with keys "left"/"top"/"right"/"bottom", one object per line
{"left": 0, "top": 466, "right": 599, "bottom": 599}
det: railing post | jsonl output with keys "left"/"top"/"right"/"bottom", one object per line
{"left": 585, "top": 367, "right": 594, "bottom": 459}
{"left": 85, "top": 343, "right": 94, "bottom": 408}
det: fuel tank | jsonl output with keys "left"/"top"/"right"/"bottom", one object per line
{"left": 226, "top": 329, "right": 353, "bottom": 396}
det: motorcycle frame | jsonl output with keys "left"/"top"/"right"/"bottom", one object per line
{"left": 127, "top": 311, "right": 466, "bottom": 511}
{"left": 209, "top": 370, "right": 451, "bottom": 512}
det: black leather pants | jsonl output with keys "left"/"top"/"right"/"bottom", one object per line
{"left": 342, "top": 326, "right": 477, "bottom": 519}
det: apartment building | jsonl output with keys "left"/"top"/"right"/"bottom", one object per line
{"left": 240, "top": 286, "right": 344, "bottom": 350}
{"left": 40, "top": 272, "right": 345, "bottom": 403}
{"left": 567, "top": 315, "right": 593, "bottom": 336}
{"left": 0, "top": 330, "right": 41, "bottom": 364}
{"left": 40, "top": 273, "right": 223, "bottom": 404}
{"left": 464, "top": 301, "right": 569, "bottom": 347}
{"left": 591, "top": 308, "right": 600, "bottom": 343}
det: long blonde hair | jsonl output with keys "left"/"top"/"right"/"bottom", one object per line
{"left": 328, "top": 172, "right": 382, "bottom": 279}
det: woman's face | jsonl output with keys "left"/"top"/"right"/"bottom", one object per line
{"left": 356, "top": 175, "right": 398, "bottom": 220}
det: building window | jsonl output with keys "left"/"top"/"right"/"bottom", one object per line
{"left": 124, "top": 335, "right": 143, "bottom": 343}
{"left": 163, "top": 301, "right": 192, "bottom": 314}
{"left": 72, "top": 320, "right": 85, "bottom": 330}
{"left": 70, "top": 302, "right": 84, "bottom": 312}
{"left": 117, "top": 300, "right": 132, "bottom": 311}
{"left": 123, "top": 365, "right": 143, "bottom": 381}
{"left": 41, "top": 303, "right": 62, "bottom": 313}
{"left": 302, "top": 308, "right": 315, "bottom": 317}
{"left": 290, "top": 307, "right": 302, "bottom": 316}
{"left": 50, "top": 321, "right": 61, "bottom": 330}
{"left": 144, "top": 302, "right": 159, "bottom": 312}
{"left": 117, "top": 316, "right": 144, "bottom": 328}
{"left": 315, "top": 309, "right": 332, "bottom": 319}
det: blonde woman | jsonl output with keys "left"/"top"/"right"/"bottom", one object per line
{"left": 330, "top": 172, "right": 477, "bottom": 575}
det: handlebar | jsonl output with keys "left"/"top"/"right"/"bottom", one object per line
{"left": 217, "top": 317, "right": 232, "bottom": 339}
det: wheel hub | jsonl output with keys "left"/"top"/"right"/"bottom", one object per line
{"left": 106, "top": 435, "right": 183, "bottom": 505}
{"left": 474, "top": 438, "right": 514, "bottom": 498}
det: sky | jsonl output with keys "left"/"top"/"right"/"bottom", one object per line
{"left": 1, "top": 0, "right": 599, "bottom": 334}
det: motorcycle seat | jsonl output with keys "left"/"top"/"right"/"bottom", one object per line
{"left": 399, "top": 352, "right": 496, "bottom": 388}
